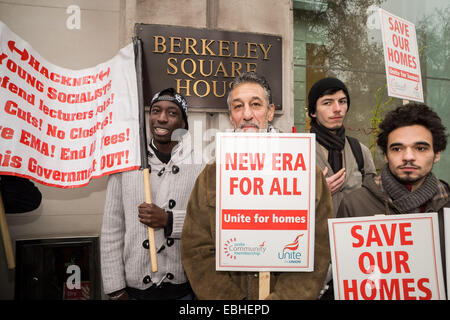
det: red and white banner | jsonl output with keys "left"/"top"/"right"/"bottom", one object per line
{"left": 329, "top": 213, "right": 446, "bottom": 300}
{"left": 379, "top": 9, "right": 424, "bottom": 102}
{"left": 0, "top": 21, "right": 140, "bottom": 188}
{"left": 216, "top": 133, "right": 316, "bottom": 271}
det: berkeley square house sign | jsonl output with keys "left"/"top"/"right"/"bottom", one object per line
{"left": 136, "top": 24, "right": 282, "bottom": 111}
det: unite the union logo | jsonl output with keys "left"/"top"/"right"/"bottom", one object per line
{"left": 277, "top": 234, "right": 303, "bottom": 263}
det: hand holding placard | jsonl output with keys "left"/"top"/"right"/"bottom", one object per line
{"left": 143, "top": 168, "right": 158, "bottom": 273}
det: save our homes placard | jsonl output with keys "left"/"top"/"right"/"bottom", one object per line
{"left": 328, "top": 213, "right": 446, "bottom": 300}
{"left": 379, "top": 8, "right": 424, "bottom": 102}
{"left": 216, "top": 133, "right": 316, "bottom": 272}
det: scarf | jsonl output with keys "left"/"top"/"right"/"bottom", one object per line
{"left": 310, "top": 121, "right": 346, "bottom": 173}
{"left": 380, "top": 164, "right": 438, "bottom": 213}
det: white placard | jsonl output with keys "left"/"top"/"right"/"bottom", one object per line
{"left": 216, "top": 132, "right": 315, "bottom": 271}
{"left": 379, "top": 8, "right": 424, "bottom": 102}
{"left": 329, "top": 213, "right": 446, "bottom": 300}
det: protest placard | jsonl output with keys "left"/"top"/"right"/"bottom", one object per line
{"left": 329, "top": 213, "right": 446, "bottom": 300}
{"left": 379, "top": 9, "right": 423, "bottom": 102}
{"left": 0, "top": 20, "right": 140, "bottom": 188}
{"left": 215, "top": 133, "right": 315, "bottom": 272}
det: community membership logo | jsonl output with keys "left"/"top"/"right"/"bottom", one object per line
{"left": 277, "top": 234, "right": 303, "bottom": 264}
{"left": 224, "top": 237, "right": 267, "bottom": 260}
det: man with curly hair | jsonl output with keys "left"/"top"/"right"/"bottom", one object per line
{"left": 338, "top": 102, "right": 448, "bottom": 216}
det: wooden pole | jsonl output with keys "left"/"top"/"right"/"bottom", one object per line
{"left": 0, "top": 193, "right": 15, "bottom": 269}
{"left": 259, "top": 271, "right": 270, "bottom": 299}
{"left": 143, "top": 168, "right": 158, "bottom": 272}
{"left": 133, "top": 37, "right": 156, "bottom": 272}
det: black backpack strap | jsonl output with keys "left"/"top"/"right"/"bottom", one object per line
{"left": 346, "top": 136, "right": 365, "bottom": 178}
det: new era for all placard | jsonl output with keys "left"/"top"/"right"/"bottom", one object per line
{"left": 216, "top": 133, "right": 316, "bottom": 272}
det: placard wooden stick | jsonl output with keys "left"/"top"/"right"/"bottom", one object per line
{"left": 259, "top": 271, "right": 270, "bottom": 299}
{"left": 0, "top": 193, "right": 15, "bottom": 269}
{"left": 143, "top": 168, "right": 158, "bottom": 272}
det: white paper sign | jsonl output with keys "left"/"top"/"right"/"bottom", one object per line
{"left": 329, "top": 213, "right": 446, "bottom": 300}
{"left": 0, "top": 20, "right": 140, "bottom": 188}
{"left": 379, "top": 9, "right": 424, "bottom": 102}
{"left": 216, "top": 133, "right": 315, "bottom": 271}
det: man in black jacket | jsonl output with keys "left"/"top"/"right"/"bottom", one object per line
{"left": 308, "top": 77, "right": 376, "bottom": 216}
{"left": 308, "top": 77, "right": 377, "bottom": 299}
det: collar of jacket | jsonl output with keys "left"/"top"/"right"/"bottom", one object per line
{"left": 147, "top": 132, "right": 193, "bottom": 165}
{"left": 267, "top": 124, "right": 278, "bottom": 133}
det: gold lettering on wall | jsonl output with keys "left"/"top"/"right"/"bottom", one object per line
{"left": 181, "top": 58, "right": 196, "bottom": 79}
{"left": 167, "top": 57, "right": 178, "bottom": 74}
{"left": 153, "top": 35, "right": 273, "bottom": 59}
{"left": 169, "top": 37, "right": 183, "bottom": 54}
{"left": 153, "top": 35, "right": 166, "bottom": 53}
{"left": 201, "top": 39, "right": 216, "bottom": 56}
{"left": 199, "top": 60, "right": 213, "bottom": 77}
{"left": 259, "top": 43, "right": 272, "bottom": 60}
{"left": 151, "top": 33, "right": 276, "bottom": 100}
{"left": 185, "top": 38, "right": 199, "bottom": 55}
